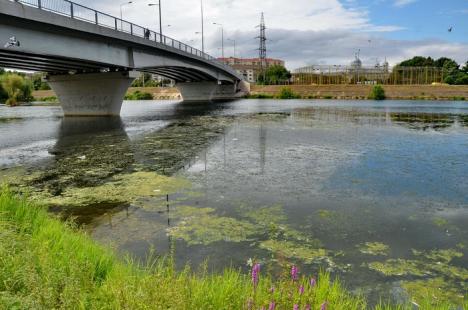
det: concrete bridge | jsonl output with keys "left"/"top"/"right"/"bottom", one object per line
{"left": 0, "top": 0, "right": 249, "bottom": 116}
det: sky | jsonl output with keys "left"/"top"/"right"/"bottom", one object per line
{"left": 78, "top": 0, "right": 468, "bottom": 69}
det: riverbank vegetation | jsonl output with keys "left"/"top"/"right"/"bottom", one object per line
{"left": 0, "top": 72, "right": 33, "bottom": 106}
{"left": 396, "top": 57, "right": 468, "bottom": 85}
{"left": 369, "top": 85, "right": 386, "bottom": 100}
{"left": 0, "top": 187, "right": 464, "bottom": 309}
{"left": 124, "top": 90, "right": 154, "bottom": 100}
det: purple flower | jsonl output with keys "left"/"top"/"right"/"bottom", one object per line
{"left": 291, "top": 265, "right": 298, "bottom": 281}
{"left": 251, "top": 263, "right": 261, "bottom": 287}
{"left": 269, "top": 287, "right": 275, "bottom": 293}
{"left": 299, "top": 285, "right": 305, "bottom": 295}
{"left": 268, "top": 301, "right": 276, "bottom": 310}
{"left": 293, "top": 305, "right": 299, "bottom": 310}
{"left": 305, "top": 305, "right": 311, "bottom": 310}
{"left": 309, "top": 277, "right": 316, "bottom": 287}
{"left": 320, "top": 302, "right": 328, "bottom": 310}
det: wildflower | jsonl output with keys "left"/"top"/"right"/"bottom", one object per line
{"left": 268, "top": 301, "right": 276, "bottom": 310}
{"left": 320, "top": 302, "right": 328, "bottom": 310}
{"left": 305, "top": 305, "right": 311, "bottom": 310}
{"left": 293, "top": 305, "right": 299, "bottom": 310}
{"left": 309, "top": 277, "right": 316, "bottom": 287}
{"left": 291, "top": 265, "right": 298, "bottom": 281}
{"left": 299, "top": 285, "right": 304, "bottom": 295}
{"left": 269, "top": 287, "right": 275, "bottom": 293}
{"left": 252, "top": 263, "right": 261, "bottom": 287}
{"left": 247, "top": 258, "right": 253, "bottom": 267}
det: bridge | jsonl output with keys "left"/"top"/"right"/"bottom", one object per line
{"left": 0, "top": 0, "right": 249, "bottom": 116}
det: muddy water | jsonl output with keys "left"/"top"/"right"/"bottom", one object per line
{"left": 1, "top": 100, "right": 467, "bottom": 307}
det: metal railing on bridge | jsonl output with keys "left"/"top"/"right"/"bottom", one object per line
{"left": 9, "top": 0, "right": 236, "bottom": 75}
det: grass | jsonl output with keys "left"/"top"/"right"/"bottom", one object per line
{"left": 124, "top": 90, "right": 154, "bottom": 100}
{"left": 0, "top": 187, "right": 464, "bottom": 309}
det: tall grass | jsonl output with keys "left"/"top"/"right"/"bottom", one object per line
{"left": 0, "top": 187, "right": 461, "bottom": 309}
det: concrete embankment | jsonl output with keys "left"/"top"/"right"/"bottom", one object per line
{"left": 251, "top": 85, "right": 468, "bottom": 100}
{"left": 33, "top": 85, "right": 468, "bottom": 101}
{"left": 33, "top": 87, "right": 181, "bottom": 101}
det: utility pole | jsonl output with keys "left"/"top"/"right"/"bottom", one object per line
{"left": 213, "top": 22, "right": 224, "bottom": 58}
{"left": 148, "top": 1, "right": 163, "bottom": 42}
{"left": 256, "top": 12, "right": 267, "bottom": 82}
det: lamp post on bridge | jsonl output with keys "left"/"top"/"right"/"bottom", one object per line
{"left": 200, "top": 0, "right": 205, "bottom": 54}
{"left": 119, "top": 1, "right": 133, "bottom": 31}
{"left": 213, "top": 22, "right": 224, "bottom": 59}
{"left": 148, "top": 1, "right": 163, "bottom": 42}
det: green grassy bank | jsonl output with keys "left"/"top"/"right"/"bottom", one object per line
{"left": 0, "top": 188, "right": 462, "bottom": 309}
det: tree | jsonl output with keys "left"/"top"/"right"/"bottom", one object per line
{"left": 131, "top": 73, "right": 161, "bottom": 87}
{"left": 399, "top": 56, "right": 435, "bottom": 67}
{"left": 257, "top": 65, "right": 291, "bottom": 85}
{"left": 31, "top": 73, "right": 51, "bottom": 91}
{"left": 369, "top": 85, "right": 386, "bottom": 100}
{"left": 0, "top": 74, "right": 33, "bottom": 106}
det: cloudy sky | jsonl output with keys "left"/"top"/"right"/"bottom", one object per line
{"left": 83, "top": 0, "right": 467, "bottom": 69}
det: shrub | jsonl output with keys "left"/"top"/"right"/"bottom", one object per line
{"left": 277, "top": 87, "right": 301, "bottom": 99}
{"left": 124, "top": 91, "right": 154, "bottom": 100}
{"left": 246, "top": 93, "right": 274, "bottom": 99}
{"left": 0, "top": 74, "right": 33, "bottom": 106}
{"left": 369, "top": 85, "right": 386, "bottom": 100}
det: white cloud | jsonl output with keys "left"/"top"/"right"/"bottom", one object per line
{"left": 393, "top": 0, "right": 418, "bottom": 8}
{"left": 71, "top": 0, "right": 467, "bottom": 69}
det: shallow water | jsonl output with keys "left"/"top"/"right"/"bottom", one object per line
{"left": 1, "top": 100, "right": 467, "bottom": 306}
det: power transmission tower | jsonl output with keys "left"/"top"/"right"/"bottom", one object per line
{"left": 256, "top": 12, "right": 267, "bottom": 82}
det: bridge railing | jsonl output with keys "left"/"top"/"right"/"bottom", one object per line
{"left": 10, "top": 0, "right": 236, "bottom": 75}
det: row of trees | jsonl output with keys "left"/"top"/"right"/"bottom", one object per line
{"left": 397, "top": 57, "right": 468, "bottom": 85}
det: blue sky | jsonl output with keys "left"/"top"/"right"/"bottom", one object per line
{"left": 348, "top": 0, "right": 468, "bottom": 43}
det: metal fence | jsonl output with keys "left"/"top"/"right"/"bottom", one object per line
{"left": 292, "top": 65, "right": 446, "bottom": 85}
{"left": 10, "top": 0, "right": 234, "bottom": 74}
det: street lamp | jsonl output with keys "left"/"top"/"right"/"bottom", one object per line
{"left": 119, "top": 1, "right": 133, "bottom": 30}
{"left": 227, "top": 38, "right": 236, "bottom": 58}
{"left": 200, "top": 0, "right": 205, "bottom": 54}
{"left": 213, "top": 22, "right": 224, "bottom": 58}
{"left": 148, "top": 2, "right": 163, "bottom": 42}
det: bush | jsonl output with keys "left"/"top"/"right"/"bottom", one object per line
{"left": 124, "top": 91, "right": 154, "bottom": 100}
{"left": 0, "top": 74, "right": 33, "bottom": 106}
{"left": 246, "top": 93, "right": 274, "bottom": 99}
{"left": 277, "top": 87, "right": 301, "bottom": 99}
{"left": 369, "top": 85, "right": 386, "bottom": 100}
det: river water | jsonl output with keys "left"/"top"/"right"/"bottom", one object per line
{"left": 1, "top": 100, "right": 467, "bottom": 307}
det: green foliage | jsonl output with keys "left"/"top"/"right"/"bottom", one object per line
{"left": 369, "top": 85, "right": 386, "bottom": 100}
{"left": 131, "top": 73, "right": 161, "bottom": 87}
{"left": 277, "top": 87, "right": 301, "bottom": 99}
{"left": 257, "top": 65, "right": 291, "bottom": 85}
{"left": 31, "top": 73, "right": 51, "bottom": 90}
{"left": 124, "top": 90, "right": 154, "bottom": 100}
{"left": 246, "top": 93, "right": 275, "bottom": 99}
{"left": 399, "top": 56, "right": 436, "bottom": 67}
{"left": 0, "top": 74, "right": 33, "bottom": 106}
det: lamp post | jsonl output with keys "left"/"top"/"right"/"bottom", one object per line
{"left": 119, "top": 1, "right": 133, "bottom": 30}
{"left": 148, "top": 1, "right": 163, "bottom": 42}
{"left": 227, "top": 38, "right": 236, "bottom": 58}
{"left": 213, "top": 22, "right": 224, "bottom": 58}
{"left": 200, "top": 0, "right": 205, "bottom": 54}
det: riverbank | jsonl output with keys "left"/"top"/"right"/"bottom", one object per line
{"left": 32, "top": 85, "right": 468, "bottom": 102}
{"left": 1, "top": 187, "right": 459, "bottom": 309}
{"left": 250, "top": 85, "right": 468, "bottom": 100}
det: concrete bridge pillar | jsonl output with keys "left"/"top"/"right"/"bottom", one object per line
{"left": 176, "top": 80, "right": 250, "bottom": 102}
{"left": 47, "top": 71, "right": 138, "bottom": 116}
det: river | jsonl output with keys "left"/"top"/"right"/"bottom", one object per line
{"left": 1, "top": 99, "right": 467, "bottom": 306}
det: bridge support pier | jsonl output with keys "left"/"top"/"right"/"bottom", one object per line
{"left": 176, "top": 80, "right": 250, "bottom": 102}
{"left": 47, "top": 71, "right": 138, "bottom": 116}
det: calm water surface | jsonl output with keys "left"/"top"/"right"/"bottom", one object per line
{"left": 1, "top": 100, "right": 467, "bottom": 306}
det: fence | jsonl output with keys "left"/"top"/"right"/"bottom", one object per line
{"left": 9, "top": 0, "right": 233, "bottom": 73}
{"left": 292, "top": 65, "right": 446, "bottom": 85}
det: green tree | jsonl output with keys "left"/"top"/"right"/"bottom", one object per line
{"left": 0, "top": 74, "right": 33, "bottom": 106}
{"left": 257, "top": 65, "right": 291, "bottom": 85}
{"left": 131, "top": 73, "right": 161, "bottom": 87}
{"left": 31, "top": 73, "right": 51, "bottom": 91}
{"left": 399, "top": 56, "right": 435, "bottom": 67}
{"left": 369, "top": 85, "right": 386, "bottom": 100}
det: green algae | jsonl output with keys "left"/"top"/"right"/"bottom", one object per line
{"left": 368, "top": 259, "right": 428, "bottom": 277}
{"left": 168, "top": 213, "right": 256, "bottom": 246}
{"left": 39, "top": 171, "right": 190, "bottom": 208}
{"left": 432, "top": 217, "right": 449, "bottom": 228}
{"left": 358, "top": 242, "right": 390, "bottom": 256}
{"left": 317, "top": 209, "right": 336, "bottom": 219}
{"left": 240, "top": 203, "right": 286, "bottom": 226}
{"left": 259, "top": 239, "right": 328, "bottom": 263}
{"left": 413, "top": 248, "right": 463, "bottom": 263}
{"left": 402, "top": 277, "right": 467, "bottom": 308}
